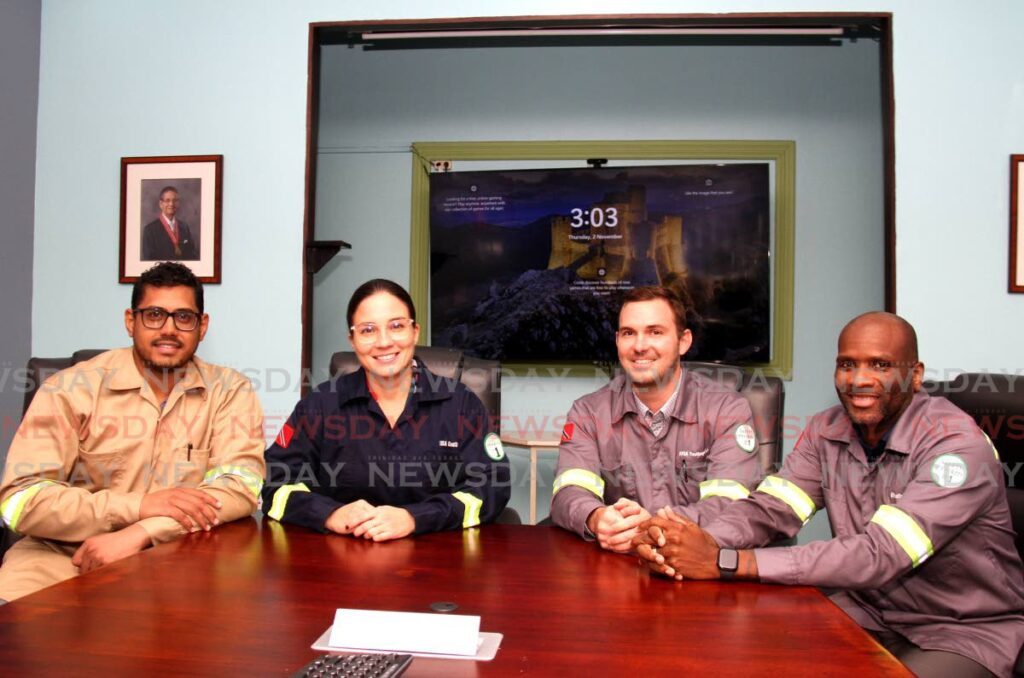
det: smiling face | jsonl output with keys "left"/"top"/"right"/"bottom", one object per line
{"left": 158, "top": 189, "right": 179, "bottom": 220}
{"left": 616, "top": 298, "right": 691, "bottom": 405}
{"left": 349, "top": 291, "right": 420, "bottom": 385}
{"left": 834, "top": 314, "right": 923, "bottom": 445}
{"left": 125, "top": 284, "right": 208, "bottom": 376}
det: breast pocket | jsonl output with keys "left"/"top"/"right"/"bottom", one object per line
{"left": 73, "top": 448, "right": 127, "bottom": 489}
{"left": 674, "top": 454, "right": 705, "bottom": 504}
{"left": 599, "top": 450, "right": 637, "bottom": 502}
{"left": 170, "top": 445, "right": 211, "bottom": 487}
{"left": 877, "top": 458, "right": 913, "bottom": 507}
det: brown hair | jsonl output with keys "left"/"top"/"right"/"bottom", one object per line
{"left": 620, "top": 286, "right": 688, "bottom": 334}
{"left": 346, "top": 279, "right": 417, "bottom": 330}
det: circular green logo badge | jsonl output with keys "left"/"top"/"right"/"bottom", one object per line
{"left": 484, "top": 432, "right": 505, "bottom": 461}
{"left": 735, "top": 424, "right": 757, "bottom": 453}
{"left": 930, "top": 454, "right": 967, "bottom": 488}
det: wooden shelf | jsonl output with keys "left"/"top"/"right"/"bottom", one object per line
{"left": 305, "top": 239, "right": 352, "bottom": 275}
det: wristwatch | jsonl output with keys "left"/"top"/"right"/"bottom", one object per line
{"left": 717, "top": 548, "right": 739, "bottom": 579}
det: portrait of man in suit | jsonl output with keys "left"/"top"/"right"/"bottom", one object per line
{"left": 141, "top": 185, "right": 200, "bottom": 261}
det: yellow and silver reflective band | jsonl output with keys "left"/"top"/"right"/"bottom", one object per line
{"left": 203, "top": 465, "right": 264, "bottom": 498}
{"left": 452, "top": 491, "right": 483, "bottom": 528}
{"left": 756, "top": 476, "right": 817, "bottom": 525}
{"left": 0, "top": 481, "right": 57, "bottom": 534}
{"left": 870, "top": 504, "right": 934, "bottom": 567}
{"left": 699, "top": 479, "right": 750, "bottom": 501}
{"left": 983, "top": 432, "right": 1000, "bottom": 460}
{"left": 552, "top": 468, "right": 605, "bottom": 499}
{"left": 267, "top": 483, "right": 311, "bottom": 521}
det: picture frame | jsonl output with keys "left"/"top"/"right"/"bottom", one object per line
{"left": 1011, "top": 154, "right": 1024, "bottom": 293}
{"left": 119, "top": 154, "right": 223, "bottom": 283}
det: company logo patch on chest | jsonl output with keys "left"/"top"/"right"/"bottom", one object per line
{"left": 735, "top": 424, "right": 757, "bottom": 453}
{"left": 484, "top": 432, "right": 505, "bottom": 461}
{"left": 930, "top": 453, "right": 968, "bottom": 488}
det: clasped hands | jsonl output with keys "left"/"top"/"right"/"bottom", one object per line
{"left": 631, "top": 508, "right": 723, "bottom": 581}
{"left": 588, "top": 500, "right": 720, "bottom": 579}
{"left": 325, "top": 499, "right": 415, "bottom": 542}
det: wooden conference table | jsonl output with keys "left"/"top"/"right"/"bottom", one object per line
{"left": 0, "top": 520, "right": 909, "bottom": 676}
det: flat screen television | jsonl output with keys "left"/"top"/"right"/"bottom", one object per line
{"left": 429, "top": 163, "right": 771, "bottom": 365}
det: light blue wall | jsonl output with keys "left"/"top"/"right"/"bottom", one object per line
{"left": 30, "top": 1, "right": 1024, "bottom": 529}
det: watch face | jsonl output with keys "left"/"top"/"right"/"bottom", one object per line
{"left": 718, "top": 548, "right": 739, "bottom": 572}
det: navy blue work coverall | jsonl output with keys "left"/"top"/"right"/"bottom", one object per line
{"left": 262, "top": 365, "right": 511, "bottom": 534}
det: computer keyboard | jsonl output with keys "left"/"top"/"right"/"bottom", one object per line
{"left": 292, "top": 652, "right": 413, "bottom": 678}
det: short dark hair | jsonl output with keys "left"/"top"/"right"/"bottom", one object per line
{"left": 346, "top": 279, "right": 416, "bottom": 330}
{"left": 131, "top": 262, "right": 204, "bottom": 313}
{"left": 159, "top": 186, "right": 179, "bottom": 200}
{"left": 620, "top": 286, "right": 688, "bottom": 334}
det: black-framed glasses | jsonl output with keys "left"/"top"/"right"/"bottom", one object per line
{"left": 133, "top": 306, "right": 201, "bottom": 331}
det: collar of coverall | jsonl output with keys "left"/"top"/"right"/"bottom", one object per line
{"left": 819, "top": 391, "right": 931, "bottom": 458}
{"left": 106, "top": 345, "right": 207, "bottom": 396}
{"left": 609, "top": 368, "right": 698, "bottom": 425}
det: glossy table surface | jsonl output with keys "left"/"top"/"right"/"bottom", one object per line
{"left": 0, "top": 520, "right": 910, "bottom": 676}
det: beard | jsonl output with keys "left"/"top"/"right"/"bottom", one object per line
{"left": 142, "top": 355, "right": 189, "bottom": 370}
{"left": 838, "top": 390, "right": 911, "bottom": 433}
{"left": 134, "top": 336, "right": 193, "bottom": 374}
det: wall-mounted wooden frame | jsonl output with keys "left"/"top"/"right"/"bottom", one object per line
{"left": 120, "top": 154, "right": 223, "bottom": 283}
{"left": 1011, "top": 155, "right": 1024, "bottom": 293}
{"left": 409, "top": 140, "right": 795, "bottom": 378}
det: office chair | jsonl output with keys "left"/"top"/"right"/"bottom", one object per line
{"left": 682, "top": 361, "right": 786, "bottom": 478}
{"left": 330, "top": 346, "right": 520, "bottom": 525}
{"left": 21, "top": 350, "right": 107, "bottom": 416}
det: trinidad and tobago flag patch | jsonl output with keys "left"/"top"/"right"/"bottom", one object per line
{"left": 276, "top": 422, "right": 295, "bottom": 449}
{"left": 561, "top": 422, "right": 575, "bottom": 443}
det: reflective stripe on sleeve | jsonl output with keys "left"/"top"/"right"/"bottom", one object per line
{"left": 699, "top": 479, "right": 751, "bottom": 501}
{"left": 552, "top": 468, "right": 605, "bottom": 499}
{"left": 267, "top": 483, "right": 311, "bottom": 521}
{"left": 0, "top": 481, "right": 57, "bottom": 534}
{"left": 756, "top": 475, "right": 817, "bottom": 524}
{"left": 203, "top": 465, "right": 264, "bottom": 497}
{"left": 870, "top": 504, "right": 934, "bottom": 567}
{"left": 451, "top": 491, "right": 483, "bottom": 528}
{"left": 983, "top": 432, "right": 1000, "bottom": 460}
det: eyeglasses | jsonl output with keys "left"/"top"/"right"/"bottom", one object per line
{"left": 134, "top": 306, "right": 202, "bottom": 331}
{"left": 350, "top": 318, "right": 415, "bottom": 345}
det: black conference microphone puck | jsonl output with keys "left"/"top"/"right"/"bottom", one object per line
{"left": 430, "top": 601, "right": 459, "bottom": 613}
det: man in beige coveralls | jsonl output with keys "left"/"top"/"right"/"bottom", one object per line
{"left": 0, "top": 262, "right": 265, "bottom": 602}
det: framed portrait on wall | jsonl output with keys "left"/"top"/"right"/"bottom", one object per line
{"left": 119, "top": 154, "right": 222, "bottom": 283}
{"left": 1012, "top": 154, "right": 1024, "bottom": 293}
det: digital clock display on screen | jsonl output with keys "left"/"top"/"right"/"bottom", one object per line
{"left": 569, "top": 206, "right": 619, "bottom": 228}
